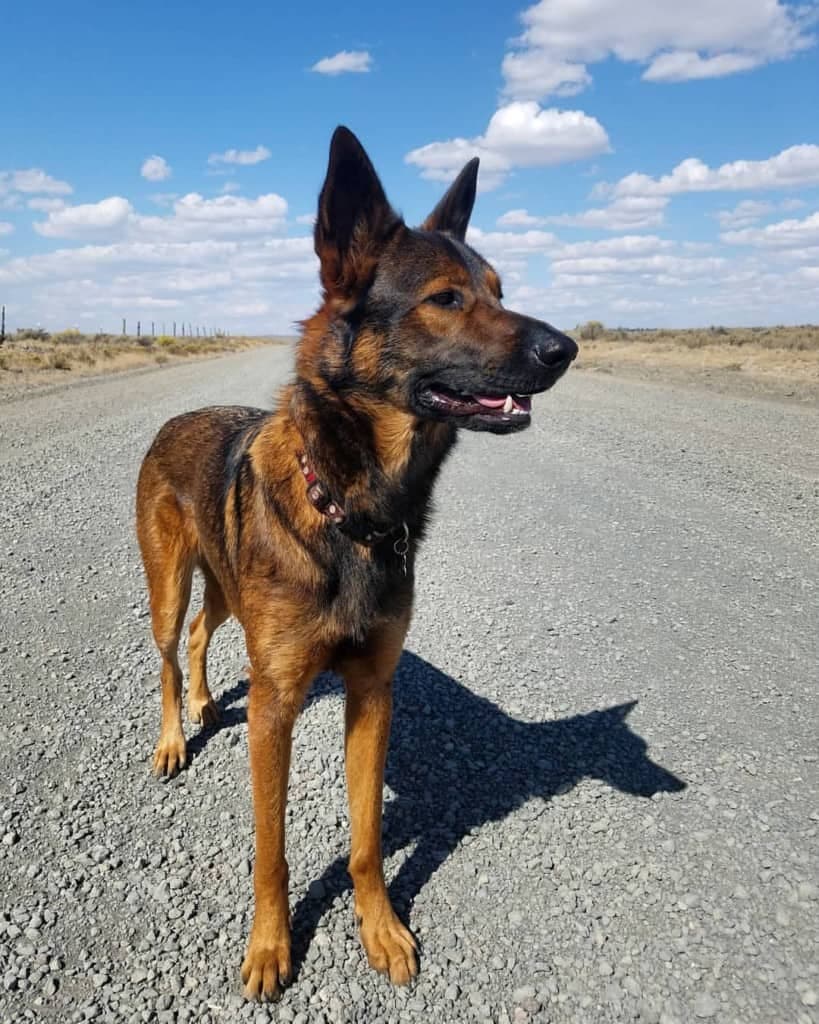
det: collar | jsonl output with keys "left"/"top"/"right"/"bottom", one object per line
{"left": 296, "top": 451, "right": 402, "bottom": 549}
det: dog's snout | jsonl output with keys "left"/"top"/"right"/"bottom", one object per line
{"left": 531, "top": 325, "right": 579, "bottom": 370}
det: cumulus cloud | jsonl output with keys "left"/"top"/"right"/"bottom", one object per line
{"left": 547, "top": 195, "right": 669, "bottom": 230}
{"left": 716, "top": 199, "right": 775, "bottom": 228}
{"left": 140, "top": 155, "right": 172, "bottom": 182}
{"left": 597, "top": 145, "right": 819, "bottom": 199}
{"left": 502, "top": 0, "right": 816, "bottom": 99}
{"left": 310, "top": 50, "right": 372, "bottom": 75}
{"left": 0, "top": 168, "right": 73, "bottom": 202}
{"left": 0, "top": 234, "right": 318, "bottom": 333}
{"left": 27, "top": 197, "right": 66, "bottom": 213}
{"left": 642, "top": 50, "right": 760, "bottom": 82}
{"left": 207, "top": 146, "right": 271, "bottom": 166}
{"left": 0, "top": 222, "right": 13, "bottom": 236}
{"left": 720, "top": 210, "right": 819, "bottom": 247}
{"left": 466, "top": 227, "right": 559, "bottom": 259}
{"left": 497, "top": 209, "right": 547, "bottom": 228}
{"left": 406, "top": 101, "right": 610, "bottom": 190}
{"left": 35, "top": 196, "right": 134, "bottom": 238}
{"left": 33, "top": 192, "right": 289, "bottom": 241}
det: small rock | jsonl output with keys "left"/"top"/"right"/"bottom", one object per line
{"left": 801, "top": 989, "right": 818, "bottom": 1007}
{"left": 693, "top": 993, "right": 719, "bottom": 1018}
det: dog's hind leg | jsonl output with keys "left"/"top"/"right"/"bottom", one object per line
{"left": 187, "top": 567, "right": 229, "bottom": 727}
{"left": 338, "top": 611, "right": 418, "bottom": 986}
{"left": 137, "top": 482, "right": 196, "bottom": 777}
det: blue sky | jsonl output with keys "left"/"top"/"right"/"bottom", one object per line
{"left": 1, "top": 0, "right": 818, "bottom": 333}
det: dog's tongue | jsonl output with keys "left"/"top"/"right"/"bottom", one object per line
{"left": 473, "top": 395, "right": 508, "bottom": 408}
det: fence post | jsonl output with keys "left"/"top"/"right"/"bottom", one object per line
{"left": 151, "top": 321, "right": 155, "bottom": 338}
{"left": 173, "top": 321, "right": 176, "bottom": 338}
{"left": 0, "top": 304, "right": 5, "bottom": 345}
{"left": 122, "top": 318, "right": 126, "bottom": 337}
{"left": 137, "top": 320, "right": 141, "bottom": 339}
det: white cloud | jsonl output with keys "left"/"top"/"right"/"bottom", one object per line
{"left": 0, "top": 168, "right": 73, "bottom": 200}
{"left": 310, "top": 50, "right": 372, "bottom": 75}
{"left": 140, "top": 155, "right": 172, "bottom": 182}
{"left": 207, "top": 146, "right": 271, "bottom": 166}
{"left": 551, "top": 253, "right": 727, "bottom": 277}
{"left": 610, "top": 297, "right": 666, "bottom": 312}
{"left": 466, "top": 226, "right": 559, "bottom": 258}
{"left": 721, "top": 210, "right": 819, "bottom": 247}
{"left": 33, "top": 192, "right": 289, "bottom": 241}
{"left": 497, "top": 208, "right": 547, "bottom": 227}
{"left": 502, "top": 0, "right": 816, "bottom": 99}
{"left": 715, "top": 197, "right": 811, "bottom": 228}
{"left": 406, "top": 101, "right": 610, "bottom": 190}
{"left": 716, "top": 199, "right": 775, "bottom": 228}
{"left": 643, "top": 50, "right": 761, "bottom": 82}
{"left": 0, "top": 221, "right": 13, "bottom": 236}
{"left": 554, "top": 234, "right": 674, "bottom": 258}
{"left": 27, "top": 197, "right": 66, "bottom": 212}
{"left": 221, "top": 181, "right": 241, "bottom": 194}
{"left": 35, "top": 196, "right": 134, "bottom": 238}
{"left": 0, "top": 235, "right": 314, "bottom": 286}
{"left": 599, "top": 145, "right": 819, "bottom": 199}
{"left": 0, "top": 233, "right": 317, "bottom": 334}
{"left": 295, "top": 213, "right": 316, "bottom": 226}
{"left": 501, "top": 52, "right": 590, "bottom": 99}
{"left": 548, "top": 195, "right": 669, "bottom": 230}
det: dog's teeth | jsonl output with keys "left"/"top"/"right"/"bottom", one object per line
{"left": 503, "top": 395, "right": 514, "bottom": 413}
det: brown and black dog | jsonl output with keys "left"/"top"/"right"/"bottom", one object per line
{"left": 135, "top": 127, "right": 578, "bottom": 1000}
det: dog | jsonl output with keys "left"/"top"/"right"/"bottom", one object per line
{"left": 135, "top": 126, "right": 578, "bottom": 1000}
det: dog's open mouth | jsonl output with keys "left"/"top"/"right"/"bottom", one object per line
{"left": 422, "top": 385, "right": 532, "bottom": 420}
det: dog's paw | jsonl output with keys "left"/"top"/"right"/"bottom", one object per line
{"left": 360, "top": 910, "right": 418, "bottom": 986}
{"left": 241, "top": 937, "right": 292, "bottom": 1001}
{"left": 188, "top": 696, "right": 219, "bottom": 727}
{"left": 152, "top": 733, "right": 187, "bottom": 777}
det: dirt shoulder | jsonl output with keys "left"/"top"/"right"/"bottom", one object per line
{"left": 0, "top": 333, "right": 292, "bottom": 403}
{"left": 574, "top": 326, "right": 819, "bottom": 406}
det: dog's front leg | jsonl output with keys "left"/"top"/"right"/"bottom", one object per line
{"left": 340, "top": 614, "right": 418, "bottom": 985}
{"left": 241, "top": 656, "right": 313, "bottom": 1001}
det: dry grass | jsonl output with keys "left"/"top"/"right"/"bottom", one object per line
{"left": 572, "top": 325, "right": 819, "bottom": 399}
{"left": 0, "top": 330, "right": 290, "bottom": 381}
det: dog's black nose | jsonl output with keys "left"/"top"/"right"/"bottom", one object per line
{"left": 531, "top": 325, "right": 579, "bottom": 369}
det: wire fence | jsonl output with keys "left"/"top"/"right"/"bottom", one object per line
{"left": 0, "top": 305, "right": 230, "bottom": 345}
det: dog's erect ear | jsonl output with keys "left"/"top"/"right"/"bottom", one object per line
{"left": 315, "top": 126, "right": 401, "bottom": 302}
{"left": 421, "top": 158, "right": 479, "bottom": 241}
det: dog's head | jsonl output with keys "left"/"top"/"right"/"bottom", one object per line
{"left": 306, "top": 126, "right": 577, "bottom": 434}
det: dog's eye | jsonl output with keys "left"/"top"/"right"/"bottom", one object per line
{"left": 426, "top": 290, "right": 463, "bottom": 309}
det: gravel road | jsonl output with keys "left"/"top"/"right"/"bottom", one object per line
{"left": 1, "top": 348, "right": 817, "bottom": 1024}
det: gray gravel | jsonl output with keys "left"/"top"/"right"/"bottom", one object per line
{"left": 1, "top": 348, "right": 817, "bottom": 1024}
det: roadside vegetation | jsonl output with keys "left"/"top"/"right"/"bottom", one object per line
{"left": 0, "top": 328, "right": 289, "bottom": 378}
{"left": 572, "top": 322, "right": 819, "bottom": 396}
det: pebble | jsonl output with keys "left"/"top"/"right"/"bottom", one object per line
{"left": 693, "top": 993, "right": 719, "bottom": 1018}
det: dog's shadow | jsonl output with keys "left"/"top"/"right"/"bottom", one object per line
{"left": 190, "top": 651, "right": 685, "bottom": 978}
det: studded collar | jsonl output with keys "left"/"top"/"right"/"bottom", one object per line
{"left": 295, "top": 451, "right": 408, "bottom": 557}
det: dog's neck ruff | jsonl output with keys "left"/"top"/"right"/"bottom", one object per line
{"left": 295, "top": 452, "right": 408, "bottom": 567}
